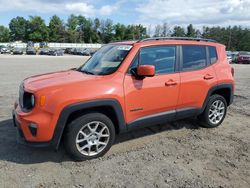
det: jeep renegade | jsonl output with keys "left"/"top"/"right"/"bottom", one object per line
{"left": 13, "top": 37, "right": 235, "bottom": 160}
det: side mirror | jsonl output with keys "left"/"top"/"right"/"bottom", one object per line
{"left": 137, "top": 65, "right": 155, "bottom": 77}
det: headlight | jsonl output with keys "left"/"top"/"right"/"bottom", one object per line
{"left": 31, "top": 94, "right": 35, "bottom": 107}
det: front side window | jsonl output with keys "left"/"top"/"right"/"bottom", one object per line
{"left": 139, "top": 46, "right": 176, "bottom": 74}
{"left": 79, "top": 44, "right": 132, "bottom": 75}
{"left": 209, "top": 46, "right": 218, "bottom": 64}
{"left": 182, "top": 45, "right": 207, "bottom": 71}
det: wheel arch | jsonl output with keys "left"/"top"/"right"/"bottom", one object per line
{"left": 201, "top": 83, "right": 234, "bottom": 113}
{"left": 51, "top": 99, "right": 127, "bottom": 150}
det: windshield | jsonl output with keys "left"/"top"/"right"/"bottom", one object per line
{"left": 79, "top": 44, "right": 132, "bottom": 75}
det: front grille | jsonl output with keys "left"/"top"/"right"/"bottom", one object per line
{"left": 19, "top": 83, "right": 34, "bottom": 112}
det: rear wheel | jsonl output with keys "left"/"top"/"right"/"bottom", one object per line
{"left": 198, "top": 94, "right": 227, "bottom": 128}
{"left": 64, "top": 113, "right": 115, "bottom": 161}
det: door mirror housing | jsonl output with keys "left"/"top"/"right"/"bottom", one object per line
{"left": 137, "top": 65, "right": 155, "bottom": 77}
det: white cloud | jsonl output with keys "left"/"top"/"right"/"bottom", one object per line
{"left": 135, "top": 0, "right": 250, "bottom": 27}
{"left": 0, "top": 0, "right": 119, "bottom": 17}
{"left": 99, "top": 5, "right": 118, "bottom": 15}
{"left": 65, "top": 3, "right": 95, "bottom": 16}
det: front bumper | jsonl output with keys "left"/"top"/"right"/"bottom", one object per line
{"left": 12, "top": 110, "right": 52, "bottom": 148}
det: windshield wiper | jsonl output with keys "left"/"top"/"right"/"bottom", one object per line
{"left": 81, "top": 70, "right": 95, "bottom": 75}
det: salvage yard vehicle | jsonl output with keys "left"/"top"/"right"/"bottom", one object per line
{"left": 39, "top": 48, "right": 49, "bottom": 55}
{"left": 48, "top": 48, "right": 64, "bottom": 56}
{"left": 0, "top": 46, "right": 11, "bottom": 54}
{"left": 76, "top": 48, "right": 91, "bottom": 56}
{"left": 237, "top": 51, "right": 250, "bottom": 64}
{"left": 26, "top": 47, "right": 36, "bottom": 55}
{"left": 12, "top": 48, "right": 24, "bottom": 55}
{"left": 13, "top": 37, "right": 235, "bottom": 161}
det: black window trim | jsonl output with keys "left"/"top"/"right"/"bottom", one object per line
{"left": 127, "top": 44, "right": 179, "bottom": 76}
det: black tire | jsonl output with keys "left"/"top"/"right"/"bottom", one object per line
{"left": 64, "top": 113, "right": 116, "bottom": 161}
{"left": 198, "top": 94, "right": 227, "bottom": 128}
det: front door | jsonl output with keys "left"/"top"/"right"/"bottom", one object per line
{"left": 124, "top": 45, "right": 180, "bottom": 124}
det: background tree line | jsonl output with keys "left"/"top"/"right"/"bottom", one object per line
{"left": 0, "top": 15, "right": 250, "bottom": 51}
{"left": 0, "top": 15, "right": 147, "bottom": 44}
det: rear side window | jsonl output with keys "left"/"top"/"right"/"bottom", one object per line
{"left": 182, "top": 45, "right": 207, "bottom": 71}
{"left": 140, "top": 46, "right": 176, "bottom": 74}
{"left": 209, "top": 46, "right": 218, "bottom": 64}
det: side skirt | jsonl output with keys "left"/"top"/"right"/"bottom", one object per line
{"left": 127, "top": 108, "right": 200, "bottom": 131}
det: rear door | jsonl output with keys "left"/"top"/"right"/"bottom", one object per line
{"left": 177, "top": 45, "right": 217, "bottom": 110}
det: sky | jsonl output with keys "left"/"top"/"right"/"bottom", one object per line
{"left": 0, "top": 0, "right": 250, "bottom": 29}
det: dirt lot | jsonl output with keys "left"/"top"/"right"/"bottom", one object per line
{"left": 0, "top": 55, "right": 249, "bottom": 188}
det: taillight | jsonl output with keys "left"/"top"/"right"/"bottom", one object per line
{"left": 231, "top": 67, "right": 234, "bottom": 77}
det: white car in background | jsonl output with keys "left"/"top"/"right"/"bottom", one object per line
{"left": 226, "top": 51, "right": 233, "bottom": 63}
{"left": 0, "top": 46, "right": 11, "bottom": 54}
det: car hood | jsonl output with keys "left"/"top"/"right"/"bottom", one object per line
{"left": 24, "top": 70, "right": 96, "bottom": 92}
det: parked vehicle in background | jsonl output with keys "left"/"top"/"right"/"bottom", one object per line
{"left": 0, "top": 46, "right": 11, "bottom": 54}
{"left": 13, "top": 37, "right": 235, "bottom": 161}
{"left": 227, "top": 53, "right": 233, "bottom": 64}
{"left": 76, "top": 48, "right": 91, "bottom": 56}
{"left": 27, "top": 41, "right": 34, "bottom": 48}
{"left": 64, "top": 48, "right": 71, "bottom": 54}
{"left": 39, "top": 48, "right": 49, "bottom": 55}
{"left": 69, "top": 48, "right": 76, "bottom": 54}
{"left": 231, "top": 51, "right": 239, "bottom": 62}
{"left": 48, "top": 48, "right": 64, "bottom": 56}
{"left": 237, "top": 51, "right": 250, "bottom": 64}
{"left": 39, "top": 42, "right": 48, "bottom": 48}
{"left": 12, "top": 48, "right": 24, "bottom": 55}
{"left": 26, "top": 47, "right": 36, "bottom": 55}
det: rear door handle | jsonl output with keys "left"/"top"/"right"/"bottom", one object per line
{"left": 165, "top": 79, "right": 177, "bottom": 86}
{"left": 204, "top": 74, "right": 214, "bottom": 80}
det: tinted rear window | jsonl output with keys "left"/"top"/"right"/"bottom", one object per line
{"left": 182, "top": 45, "right": 207, "bottom": 71}
{"left": 209, "top": 46, "right": 218, "bottom": 64}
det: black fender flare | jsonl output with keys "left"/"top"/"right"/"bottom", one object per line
{"left": 50, "top": 99, "right": 126, "bottom": 150}
{"left": 200, "top": 83, "right": 234, "bottom": 114}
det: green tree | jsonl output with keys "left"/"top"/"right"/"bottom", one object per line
{"left": 100, "top": 19, "right": 114, "bottom": 43}
{"left": 9, "top": 16, "right": 28, "bottom": 41}
{"left": 171, "top": 26, "right": 186, "bottom": 37}
{"left": 66, "top": 14, "right": 79, "bottom": 43}
{"left": 92, "top": 18, "right": 101, "bottom": 43}
{"left": 0, "top": 26, "right": 10, "bottom": 42}
{"left": 48, "top": 15, "right": 65, "bottom": 42}
{"left": 78, "top": 16, "right": 94, "bottom": 43}
{"left": 27, "top": 16, "right": 49, "bottom": 42}
{"left": 114, "top": 23, "right": 126, "bottom": 41}
{"left": 186, "top": 24, "right": 196, "bottom": 37}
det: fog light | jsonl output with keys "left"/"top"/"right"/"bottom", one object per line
{"left": 28, "top": 123, "right": 37, "bottom": 137}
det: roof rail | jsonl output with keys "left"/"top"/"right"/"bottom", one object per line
{"left": 139, "top": 37, "right": 217, "bottom": 43}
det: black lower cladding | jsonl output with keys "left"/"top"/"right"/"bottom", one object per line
{"left": 127, "top": 107, "right": 200, "bottom": 130}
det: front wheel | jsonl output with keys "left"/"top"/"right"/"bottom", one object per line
{"left": 198, "top": 94, "right": 227, "bottom": 128}
{"left": 64, "top": 113, "right": 115, "bottom": 161}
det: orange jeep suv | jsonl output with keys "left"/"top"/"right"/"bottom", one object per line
{"left": 13, "top": 37, "right": 235, "bottom": 160}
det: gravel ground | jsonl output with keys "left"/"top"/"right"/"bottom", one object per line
{"left": 0, "top": 55, "right": 249, "bottom": 188}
